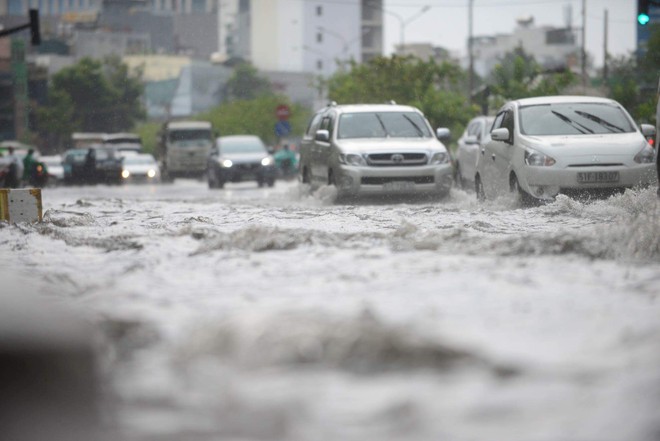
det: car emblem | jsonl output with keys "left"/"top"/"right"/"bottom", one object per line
{"left": 592, "top": 156, "right": 600, "bottom": 163}
{"left": 391, "top": 154, "right": 404, "bottom": 163}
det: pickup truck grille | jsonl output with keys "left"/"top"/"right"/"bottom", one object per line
{"left": 366, "top": 153, "right": 428, "bottom": 167}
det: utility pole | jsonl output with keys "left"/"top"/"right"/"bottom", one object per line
{"left": 468, "top": 0, "right": 474, "bottom": 102}
{"left": 581, "top": 0, "right": 587, "bottom": 92}
{"left": 603, "top": 9, "right": 608, "bottom": 82}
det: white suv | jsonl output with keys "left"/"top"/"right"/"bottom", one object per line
{"left": 299, "top": 102, "right": 453, "bottom": 198}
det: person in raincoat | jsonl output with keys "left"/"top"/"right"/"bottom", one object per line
{"left": 3, "top": 147, "right": 22, "bottom": 188}
{"left": 273, "top": 144, "right": 298, "bottom": 179}
{"left": 21, "top": 149, "right": 37, "bottom": 186}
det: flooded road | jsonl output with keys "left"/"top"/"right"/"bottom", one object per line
{"left": 2, "top": 179, "right": 659, "bottom": 441}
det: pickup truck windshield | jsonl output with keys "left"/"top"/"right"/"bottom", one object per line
{"left": 338, "top": 112, "right": 432, "bottom": 139}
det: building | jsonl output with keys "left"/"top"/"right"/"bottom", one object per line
{"left": 471, "top": 16, "right": 579, "bottom": 79}
{"left": 217, "top": 0, "right": 382, "bottom": 77}
{"left": 395, "top": 43, "right": 456, "bottom": 64}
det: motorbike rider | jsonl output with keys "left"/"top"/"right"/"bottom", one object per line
{"left": 4, "top": 147, "right": 22, "bottom": 188}
{"left": 21, "top": 149, "right": 37, "bottom": 186}
{"left": 273, "top": 144, "right": 298, "bottom": 178}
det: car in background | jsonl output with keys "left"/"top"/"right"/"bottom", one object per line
{"left": 475, "top": 95, "right": 658, "bottom": 204}
{"left": 299, "top": 102, "right": 453, "bottom": 199}
{"left": 63, "top": 145, "right": 124, "bottom": 185}
{"left": 40, "top": 155, "right": 65, "bottom": 186}
{"left": 207, "top": 135, "right": 276, "bottom": 188}
{"left": 121, "top": 153, "right": 161, "bottom": 184}
{"left": 454, "top": 115, "right": 495, "bottom": 190}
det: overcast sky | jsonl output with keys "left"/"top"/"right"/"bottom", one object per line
{"left": 383, "top": 0, "right": 636, "bottom": 68}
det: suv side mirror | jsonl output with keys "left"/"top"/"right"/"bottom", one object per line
{"left": 464, "top": 135, "right": 479, "bottom": 145}
{"left": 315, "top": 129, "right": 330, "bottom": 142}
{"left": 491, "top": 128, "right": 510, "bottom": 143}
{"left": 436, "top": 128, "right": 451, "bottom": 140}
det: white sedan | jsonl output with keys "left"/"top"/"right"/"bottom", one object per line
{"left": 475, "top": 95, "right": 658, "bottom": 203}
{"left": 121, "top": 153, "right": 161, "bottom": 183}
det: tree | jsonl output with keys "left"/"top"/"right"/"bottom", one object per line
{"left": 199, "top": 95, "right": 310, "bottom": 147}
{"left": 488, "top": 47, "right": 576, "bottom": 107}
{"left": 36, "top": 56, "right": 145, "bottom": 150}
{"left": 326, "top": 55, "right": 479, "bottom": 144}
{"left": 224, "top": 63, "right": 273, "bottom": 101}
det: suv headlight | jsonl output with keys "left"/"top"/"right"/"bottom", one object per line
{"left": 261, "top": 156, "right": 274, "bottom": 166}
{"left": 221, "top": 159, "right": 233, "bottom": 168}
{"left": 524, "top": 148, "right": 556, "bottom": 166}
{"left": 633, "top": 144, "right": 655, "bottom": 164}
{"left": 429, "top": 151, "right": 449, "bottom": 164}
{"left": 338, "top": 153, "right": 366, "bottom": 166}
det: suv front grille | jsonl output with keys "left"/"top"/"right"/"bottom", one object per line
{"left": 366, "top": 153, "right": 428, "bottom": 167}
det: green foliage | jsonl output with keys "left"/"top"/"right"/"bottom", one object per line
{"left": 326, "top": 55, "right": 479, "bottom": 145}
{"left": 134, "top": 121, "right": 161, "bottom": 156}
{"left": 224, "top": 63, "right": 273, "bottom": 101}
{"left": 199, "top": 95, "right": 311, "bottom": 147}
{"left": 488, "top": 47, "right": 576, "bottom": 107}
{"left": 36, "top": 56, "right": 145, "bottom": 150}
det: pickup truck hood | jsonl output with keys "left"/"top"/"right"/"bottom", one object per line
{"left": 336, "top": 137, "right": 448, "bottom": 153}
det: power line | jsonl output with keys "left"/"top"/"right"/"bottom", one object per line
{"left": 300, "top": 0, "right": 574, "bottom": 8}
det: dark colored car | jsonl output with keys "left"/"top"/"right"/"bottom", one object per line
{"left": 207, "top": 135, "right": 277, "bottom": 188}
{"left": 63, "top": 146, "right": 123, "bottom": 185}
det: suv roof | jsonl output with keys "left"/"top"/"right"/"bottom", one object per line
{"left": 320, "top": 103, "right": 423, "bottom": 114}
{"left": 512, "top": 95, "right": 619, "bottom": 107}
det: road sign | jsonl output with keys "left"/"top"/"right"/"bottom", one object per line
{"left": 276, "top": 104, "right": 291, "bottom": 121}
{"left": 275, "top": 120, "right": 291, "bottom": 137}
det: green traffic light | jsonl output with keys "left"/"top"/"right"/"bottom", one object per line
{"left": 638, "top": 13, "right": 650, "bottom": 25}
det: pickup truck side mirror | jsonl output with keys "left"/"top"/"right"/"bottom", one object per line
{"left": 315, "top": 129, "right": 330, "bottom": 143}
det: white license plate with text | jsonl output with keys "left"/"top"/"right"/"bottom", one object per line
{"left": 577, "top": 171, "right": 620, "bottom": 184}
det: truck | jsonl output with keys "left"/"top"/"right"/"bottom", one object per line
{"left": 156, "top": 120, "right": 214, "bottom": 181}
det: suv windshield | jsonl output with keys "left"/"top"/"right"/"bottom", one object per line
{"left": 519, "top": 102, "right": 635, "bottom": 136}
{"left": 337, "top": 112, "right": 432, "bottom": 139}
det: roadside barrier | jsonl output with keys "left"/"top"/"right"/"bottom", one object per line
{"left": 0, "top": 188, "right": 42, "bottom": 223}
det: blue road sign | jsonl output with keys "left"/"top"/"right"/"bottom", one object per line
{"left": 275, "top": 120, "right": 291, "bottom": 137}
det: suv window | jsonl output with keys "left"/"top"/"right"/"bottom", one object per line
{"left": 467, "top": 121, "right": 481, "bottom": 139}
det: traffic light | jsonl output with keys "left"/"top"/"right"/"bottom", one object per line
{"left": 29, "top": 9, "right": 40, "bottom": 46}
{"left": 638, "top": 0, "right": 650, "bottom": 26}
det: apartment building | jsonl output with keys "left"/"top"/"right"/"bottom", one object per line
{"left": 471, "top": 16, "right": 580, "bottom": 78}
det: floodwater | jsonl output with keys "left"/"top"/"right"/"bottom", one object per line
{"left": 1, "top": 179, "right": 659, "bottom": 441}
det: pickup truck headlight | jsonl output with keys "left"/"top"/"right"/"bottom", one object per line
{"left": 339, "top": 153, "right": 366, "bottom": 166}
{"left": 429, "top": 152, "right": 449, "bottom": 164}
{"left": 221, "top": 159, "right": 233, "bottom": 168}
{"left": 633, "top": 144, "right": 655, "bottom": 164}
{"left": 524, "top": 148, "right": 556, "bottom": 166}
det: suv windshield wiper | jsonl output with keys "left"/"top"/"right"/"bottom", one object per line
{"left": 402, "top": 114, "right": 425, "bottom": 137}
{"left": 551, "top": 110, "right": 594, "bottom": 134}
{"left": 573, "top": 110, "right": 625, "bottom": 133}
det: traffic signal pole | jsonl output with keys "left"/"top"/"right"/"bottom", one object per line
{"left": 0, "top": 9, "right": 41, "bottom": 46}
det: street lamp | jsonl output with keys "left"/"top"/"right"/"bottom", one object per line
{"left": 317, "top": 26, "right": 368, "bottom": 67}
{"left": 367, "top": 2, "right": 431, "bottom": 50}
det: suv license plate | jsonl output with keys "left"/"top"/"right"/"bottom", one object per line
{"left": 577, "top": 171, "right": 619, "bottom": 184}
{"left": 383, "top": 181, "right": 415, "bottom": 192}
